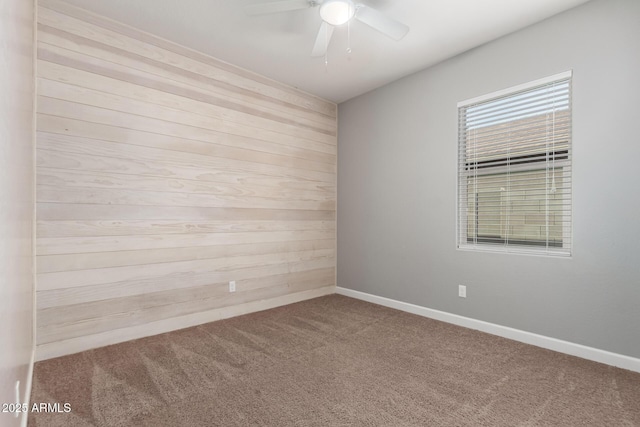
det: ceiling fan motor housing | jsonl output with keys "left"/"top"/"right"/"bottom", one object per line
{"left": 319, "top": 0, "right": 355, "bottom": 25}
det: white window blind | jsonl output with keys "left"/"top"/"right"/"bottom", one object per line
{"left": 457, "top": 72, "right": 572, "bottom": 256}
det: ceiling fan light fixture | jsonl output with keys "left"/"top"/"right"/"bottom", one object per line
{"left": 319, "top": 0, "right": 355, "bottom": 26}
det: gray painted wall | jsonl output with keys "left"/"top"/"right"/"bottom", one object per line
{"left": 337, "top": 0, "right": 640, "bottom": 358}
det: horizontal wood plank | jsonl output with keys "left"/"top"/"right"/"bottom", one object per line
{"left": 37, "top": 229, "right": 335, "bottom": 255}
{"left": 37, "top": 169, "right": 334, "bottom": 202}
{"left": 37, "top": 203, "right": 336, "bottom": 221}
{"left": 37, "top": 219, "right": 335, "bottom": 238}
{"left": 37, "top": 185, "right": 334, "bottom": 211}
{"left": 37, "top": 239, "right": 336, "bottom": 273}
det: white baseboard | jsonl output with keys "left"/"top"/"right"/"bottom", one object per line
{"left": 336, "top": 287, "right": 640, "bottom": 373}
{"left": 36, "top": 286, "right": 335, "bottom": 361}
{"left": 20, "top": 346, "right": 35, "bottom": 427}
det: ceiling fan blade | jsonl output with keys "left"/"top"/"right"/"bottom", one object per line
{"left": 244, "top": 0, "right": 312, "bottom": 16}
{"left": 354, "top": 4, "right": 409, "bottom": 41}
{"left": 311, "top": 21, "right": 334, "bottom": 57}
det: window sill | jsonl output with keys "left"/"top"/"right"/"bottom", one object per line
{"left": 457, "top": 244, "right": 572, "bottom": 258}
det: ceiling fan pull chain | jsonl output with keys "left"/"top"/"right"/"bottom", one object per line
{"left": 324, "top": 24, "right": 330, "bottom": 71}
{"left": 347, "top": 15, "right": 352, "bottom": 54}
{"left": 324, "top": 48, "right": 328, "bottom": 71}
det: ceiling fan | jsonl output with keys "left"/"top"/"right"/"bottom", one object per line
{"left": 244, "top": 0, "right": 409, "bottom": 57}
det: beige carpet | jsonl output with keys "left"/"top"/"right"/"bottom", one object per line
{"left": 29, "top": 294, "right": 640, "bottom": 426}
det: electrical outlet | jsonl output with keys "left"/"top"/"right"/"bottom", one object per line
{"left": 458, "top": 285, "right": 467, "bottom": 298}
{"left": 229, "top": 280, "right": 236, "bottom": 293}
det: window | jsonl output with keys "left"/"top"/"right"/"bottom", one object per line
{"left": 457, "top": 72, "right": 572, "bottom": 256}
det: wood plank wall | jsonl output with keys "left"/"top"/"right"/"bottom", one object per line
{"left": 35, "top": 0, "right": 337, "bottom": 360}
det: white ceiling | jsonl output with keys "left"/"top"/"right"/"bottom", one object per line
{"left": 61, "top": 0, "right": 591, "bottom": 103}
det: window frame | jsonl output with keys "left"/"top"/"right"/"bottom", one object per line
{"left": 456, "top": 71, "right": 573, "bottom": 257}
